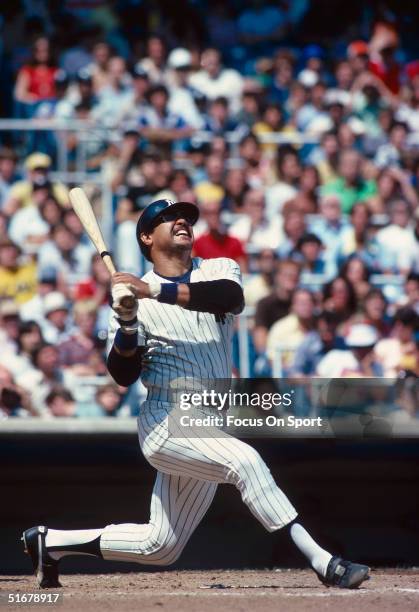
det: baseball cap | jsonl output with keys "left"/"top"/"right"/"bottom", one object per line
{"left": 168, "top": 48, "right": 192, "bottom": 70}
{"left": 345, "top": 324, "right": 378, "bottom": 348}
{"left": 347, "top": 40, "right": 369, "bottom": 58}
{"left": 25, "top": 152, "right": 52, "bottom": 171}
{"left": 43, "top": 292, "right": 69, "bottom": 315}
{"left": 302, "top": 44, "right": 325, "bottom": 61}
{"left": 298, "top": 69, "right": 319, "bottom": 88}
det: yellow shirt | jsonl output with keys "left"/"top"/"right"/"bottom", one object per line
{"left": 0, "top": 261, "right": 38, "bottom": 304}
{"left": 266, "top": 313, "right": 307, "bottom": 367}
{"left": 8, "top": 181, "right": 69, "bottom": 207}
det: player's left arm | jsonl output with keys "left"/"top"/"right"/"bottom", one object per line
{"left": 113, "top": 259, "right": 244, "bottom": 316}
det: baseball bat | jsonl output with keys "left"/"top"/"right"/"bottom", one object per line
{"left": 68, "top": 187, "right": 136, "bottom": 309}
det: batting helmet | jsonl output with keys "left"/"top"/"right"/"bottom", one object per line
{"left": 136, "top": 198, "right": 199, "bottom": 261}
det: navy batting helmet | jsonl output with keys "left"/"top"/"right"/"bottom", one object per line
{"left": 136, "top": 198, "right": 199, "bottom": 261}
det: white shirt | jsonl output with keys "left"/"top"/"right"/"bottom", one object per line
{"left": 265, "top": 183, "right": 298, "bottom": 219}
{"left": 316, "top": 350, "right": 360, "bottom": 377}
{"left": 375, "top": 224, "right": 418, "bottom": 272}
{"left": 189, "top": 69, "right": 243, "bottom": 114}
{"left": 107, "top": 257, "right": 242, "bottom": 404}
{"left": 229, "top": 214, "right": 284, "bottom": 250}
{"left": 8, "top": 205, "right": 49, "bottom": 254}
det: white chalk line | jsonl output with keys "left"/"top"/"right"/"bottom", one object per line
{"left": 62, "top": 586, "right": 419, "bottom": 599}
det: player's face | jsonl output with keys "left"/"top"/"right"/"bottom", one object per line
{"left": 147, "top": 210, "right": 195, "bottom": 255}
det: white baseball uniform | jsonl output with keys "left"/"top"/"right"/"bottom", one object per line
{"left": 100, "top": 257, "right": 297, "bottom": 565}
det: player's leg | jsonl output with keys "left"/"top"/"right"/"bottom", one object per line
{"left": 22, "top": 472, "right": 216, "bottom": 588}
{"left": 100, "top": 471, "right": 217, "bottom": 565}
{"left": 140, "top": 411, "right": 369, "bottom": 588}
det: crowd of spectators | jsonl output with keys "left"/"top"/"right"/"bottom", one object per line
{"left": 0, "top": 1, "right": 418, "bottom": 419}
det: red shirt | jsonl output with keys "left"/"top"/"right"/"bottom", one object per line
{"left": 369, "top": 60, "right": 401, "bottom": 95}
{"left": 193, "top": 232, "right": 247, "bottom": 264}
{"left": 19, "top": 65, "right": 58, "bottom": 100}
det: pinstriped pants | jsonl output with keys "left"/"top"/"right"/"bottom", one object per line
{"left": 100, "top": 403, "right": 297, "bottom": 565}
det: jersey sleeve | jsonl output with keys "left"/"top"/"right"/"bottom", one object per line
{"left": 106, "top": 310, "right": 147, "bottom": 357}
{"left": 201, "top": 257, "right": 243, "bottom": 288}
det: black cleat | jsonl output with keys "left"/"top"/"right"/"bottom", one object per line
{"left": 316, "top": 555, "right": 370, "bottom": 589}
{"left": 22, "top": 526, "right": 62, "bottom": 589}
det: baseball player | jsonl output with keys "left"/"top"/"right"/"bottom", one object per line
{"left": 22, "top": 198, "right": 369, "bottom": 589}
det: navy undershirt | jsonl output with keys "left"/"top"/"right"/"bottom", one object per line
{"left": 154, "top": 266, "right": 193, "bottom": 284}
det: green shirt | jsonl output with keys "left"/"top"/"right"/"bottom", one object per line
{"left": 323, "top": 178, "right": 377, "bottom": 214}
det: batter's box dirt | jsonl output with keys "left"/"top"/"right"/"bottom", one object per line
{"left": 1, "top": 569, "right": 419, "bottom": 611}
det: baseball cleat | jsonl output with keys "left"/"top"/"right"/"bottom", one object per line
{"left": 22, "top": 526, "right": 62, "bottom": 589}
{"left": 316, "top": 555, "right": 370, "bottom": 588}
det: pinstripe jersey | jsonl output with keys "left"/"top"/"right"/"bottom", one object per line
{"left": 107, "top": 257, "right": 243, "bottom": 404}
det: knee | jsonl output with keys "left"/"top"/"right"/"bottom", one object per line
{"left": 145, "top": 532, "right": 183, "bottom": 566}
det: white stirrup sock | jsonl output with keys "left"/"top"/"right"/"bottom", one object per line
{"left": 289, "top": 523, "right": 332, "bottom": 577}
{"left": 45, "top": 528, "right": 104, "bottom": 560}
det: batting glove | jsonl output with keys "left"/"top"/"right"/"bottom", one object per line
{"left": 111, "top": 283, "right": 138, "bottom": 333}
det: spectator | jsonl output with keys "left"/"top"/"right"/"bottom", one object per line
{"left": 14, "top": 36, "right": 58, "bottom": 115}
{"left": 290, "top": 310, "right": 346, "bottom": 376}
{"left": 193, "top": 200, "right": 247, "bottom": 271}
{"left": 40, "top": 292, "right": 71, "bottom": 344}
{"left": 253, "top": 259, "right": 300, "bottom": 354}
{"left": 322, "top": 276, "right": 357, "bottom": 325}
{"left": 189, "top": 48, "right": 243, "bottom": 113}
{"left": 266, "top": 288, "right": 316, "bottom": 373}
{"left": 17, "top": 343, "right": 64, "bottom": 414}
{"left": 375, "top": 199, "right": 417, "bottom": 274}
{"left": 277, "top": 209, "right": 306, "bottom": 259}
{"left": 312, "top": 131, "right": 339, "bottom": 184}
{"left": 203, "top": 96, "right": 243, "bottom": 136}
{"left": 265, "top": 145, "right": 300, "bottom": 219}
{"left": 322, "top": 149, "right": 377, "bottom": 214}
{"left": 194, "top": 154, "right": 225, "bottom": 204}
{"left": 316, "top": 324, "right": 382, "bottom": 377}
{"left": 229, "top": 188, "right": 283, "bottom": 251}
{"left": 0, "top": 238, "right": 37, "bottom": 305}
{"left": 354, "top": 288, "right": 391, "bottom": 338}
{"left": 167, "top": 48, "right": 204, "bottom": 130}
{"left": 94, "top": 383, "right": 125, "bottom": 418}
{"left": 138, "top": 84, "right": 194, "bottom": 152}
{"left": 37, "top": 223, "right": 92, "bottom": 284}
{"left": 45, "top": 387, "right": 77, "bottom": 418}
{"left": 112, "top": 64, "right": 150, "bottom": 126}
{"left": 374, "top": 120, "right": 409, "bottom": 169}
{"left": 368, "top": 167, "right": 418, "bottom": 214}
{"left": 0, "top": 300, "right": 21, "bottom": 355}
{"left": 57, "top": 300, "right": 99, "bottom": 372}
{"left": 88, "top": 41, "right": 112, "bottom": 94}
{"left": 340, "top": 255, "right": 371, "bottom": 303}
{"left": 243, "top": 248, "right": 277, "bottom": 307}
{"left": 93, "top": 56, "right": 131, "bottom": 127}
{"left": 137, "top": 34, "right": 167, "bottom": 84}
{"left": 253, "top": 103, "right": 289, "bottom": 156}
{"left": 3, "top": 152, "right": 69, "bottom": 217}
{"left": 310, "top": 194, "right": 348, "bottom": 277}
{"left": 0, "top": 364, "right": 36, "bottom": 418}
{"left": 0, "top": 147, "right": 19, "bottom": 206}
{"left": 0, "top": 320, "right": 43, "bottom": 380}
{"left": 8, "top": 178, "right": 53, "bottom": 255}
{"left": 293, "top": 233, "right": 327, "bottom": 275}
{"left": 374, "top": 307, "right": 419, "bottom": 376}
{"left": 220, "top": 167, "right": 248, "bottom": 212}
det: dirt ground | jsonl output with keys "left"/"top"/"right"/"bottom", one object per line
{"left": 1, "top": 569, "right": 419, "bottom": 612}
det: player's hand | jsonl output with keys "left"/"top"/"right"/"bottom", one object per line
{"left": 111, "top": 282, "right": 138, "bottom": 321}
{"left": 112, "top": 273, "right": 151, "bottom": 299}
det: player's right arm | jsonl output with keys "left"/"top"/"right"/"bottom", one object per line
{"left": 106, "top": 283, "right": 146, "bottom": 386}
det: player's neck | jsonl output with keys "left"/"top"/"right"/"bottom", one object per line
{"left": 152, "top": 253, "right": 192, "bottom": 278}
